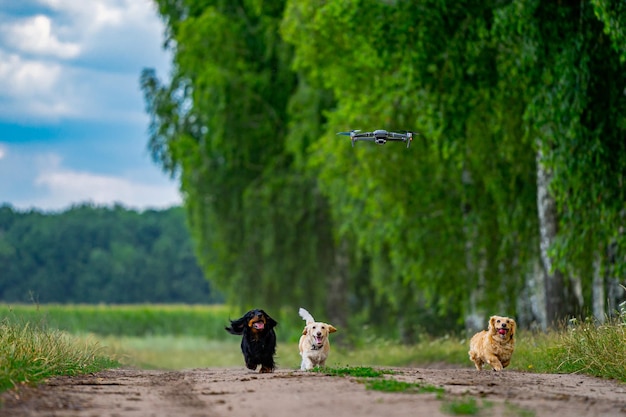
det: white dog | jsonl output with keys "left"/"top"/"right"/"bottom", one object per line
{"left": 298, "top": 308, "right": 337, "bottom": 371}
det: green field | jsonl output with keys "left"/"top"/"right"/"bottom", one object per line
{"left": 1, "top": 303, "right": 625, "bottom": 391}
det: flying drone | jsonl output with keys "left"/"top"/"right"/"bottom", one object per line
{"left": 336, "top": 129, "right": 415, "bottom": 148}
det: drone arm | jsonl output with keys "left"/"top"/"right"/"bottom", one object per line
{"left": 387, "top": 132, "right": 410, "bottom": 140}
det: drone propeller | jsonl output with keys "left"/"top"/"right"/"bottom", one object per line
{"left": 336, "top": 130, "right": 361, "bottom": 136}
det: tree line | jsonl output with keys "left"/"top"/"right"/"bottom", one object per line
{"left": 141, "top": 0, "right": 625, "bottom": 338}
{"left": 0, "top": 204, "right": 219, "bottom": 304}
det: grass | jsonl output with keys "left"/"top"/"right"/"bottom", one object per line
{"left": 0, "top": 318, "right": 118, "bottom": 392}
{"left": 364, "top": 378, "right": 444, "bottom": 394}
{"left": 440, "top": 397, "right": 490, "bottom": 415}
{"left": 313, "top": 365, "right": 393, "bottom": 378}
{"left": 0, "top": 304, "right": 234, "bottom": 338}
{"left": 548, "top": 315, "right": 626, "bottom": 381}
{"left": 1, "top": 302, "right": 625, "bottom": 397}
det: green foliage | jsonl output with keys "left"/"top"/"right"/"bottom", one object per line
{"left": 142, "top": 0, "right": 337, "bottom": 318}
{"left": 144, "top": 0, "right": 626, "bottom": 334}
{"left": 0, "top": 318, "right": 118, "bottom": 392}
{"left": 0, "top": 204, "right": 216, "bottom": 304}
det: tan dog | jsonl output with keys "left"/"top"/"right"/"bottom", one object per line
{"left": 298, "top": 308, "right": 337, "bottom": 370}
{"left": 468, "top": 315, "right": 516, "bottom": 371}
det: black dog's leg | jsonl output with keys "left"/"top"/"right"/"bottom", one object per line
{"left": 259, "top": 357, "right": 275, "bottom": 373}
{"left": 241, "top": 340, "right": 258, "bottom": 371}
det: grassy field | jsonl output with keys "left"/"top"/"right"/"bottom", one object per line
{"left": 1, "top": 303, "right": 624, "bottom": 394}
{"left": 0, "top": 317, "right": 118, "bottom": 392}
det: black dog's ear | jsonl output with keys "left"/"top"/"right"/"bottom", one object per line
{"left": 225, "top": 316, "right": 247, "bottom": 335}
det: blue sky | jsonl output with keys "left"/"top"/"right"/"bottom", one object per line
{"left": 0, "top": 0, "right": 181, "bottom": 211}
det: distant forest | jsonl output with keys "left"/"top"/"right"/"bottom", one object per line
{"left": 0, "top": 204, "right": 219, "bottom": 304}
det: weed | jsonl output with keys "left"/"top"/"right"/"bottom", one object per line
{"left": 504, "top": 400, "right": 535, "bottom": 417}
{"left": 312, "top": 366, "right": 393, "bottom": 378}
{"left": 364, "top": 378, "right": 444, "bottom": 394}
{"left": 440, "top": 396, "right": 483, "bottom": 415}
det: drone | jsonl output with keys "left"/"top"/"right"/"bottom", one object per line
{"left": 336, "top": 129, "right": 414, "bottom": 148}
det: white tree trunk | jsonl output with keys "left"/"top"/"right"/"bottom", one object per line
{"left": 518, "top": 258, "right": 547, "bottom": 330}
{"left": 536, "top": 147, "right": 568, "bottom": 325}
{"left": 462, "top": 168, "right": 485, "bottom": 334}
{"left": 592, "top": 252, "right": 605, "bottom": 323}
{"left": 327, "top": 238, "right": 348, "bottom": 332}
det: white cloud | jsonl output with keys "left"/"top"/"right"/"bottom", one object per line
{"left": 0, "top": 52, "right": 61, "bottom": 96}
{"left": 0, "top": 0, "right": 170, "bottom": 123}
{"left": 0, "top": 51, "right": 77, "bottom": 120}
{"left": 34, "top": 169, "right": 181, "bottom": 210}
{"left": 2, "top": 14, "right": 81, "bottom": 58}
{"left": 0, "top": 148, "right": 181, "bottom": 211}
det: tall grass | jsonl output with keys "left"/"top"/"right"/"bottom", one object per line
{"left": 0, "top": 318, "right": 118, "bottom": 392}
{"left": 2, "top": 303, "right": 625, "bottom": 382}
{"left": 548, "top": 312, "right": 626, "bottom": 381}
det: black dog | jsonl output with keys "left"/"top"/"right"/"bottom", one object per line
{"left": 225, "top": 309, "right": 277, "bottom": 373}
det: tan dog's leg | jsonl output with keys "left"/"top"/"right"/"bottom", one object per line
{"left": 483, "top": 353, "right": 504, "bottom": 371}
{"left": 468, "top": 351, "right": 483, "bottom": 370}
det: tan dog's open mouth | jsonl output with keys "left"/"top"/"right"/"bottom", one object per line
{"left": 314, "top": 335, "right": 324, "bottom": 344}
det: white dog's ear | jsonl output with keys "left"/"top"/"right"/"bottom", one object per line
{"left": 302, "top": 326, "right": 308, "bottom": 335}
{"left": 328, "top": 325, "right": 337, "bottom": 333}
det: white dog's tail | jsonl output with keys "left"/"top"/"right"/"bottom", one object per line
{"left": 299, "top": 307, "right": 315, "bottom": 324}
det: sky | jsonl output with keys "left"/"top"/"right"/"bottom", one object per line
{"left": 0, "top": 0, "right": 182, "bottom": 212}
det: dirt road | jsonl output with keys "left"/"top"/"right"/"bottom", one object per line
{"left": 1, "top": 367, "right": 625, "bottom": 417}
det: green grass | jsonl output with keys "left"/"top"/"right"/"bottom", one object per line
{"left": 0, "top": 318, "right": 118, "bottom": 392}
{"left": 0, "top": 304, "right": 234, "bottom": 338}
{"left": 547, "top": 315, "right": 626, "bottom": 381}
{"left": 312, "top": 365, "right": 393, "bottom": 378}
{"left": 2, "top": 303, "right": 625, "bottom": 382}
{"left": 440, "top": 397, "right": 487, "bottom": 415}
{"left": 364, "top": 378, "right": 444, "bottom": 394}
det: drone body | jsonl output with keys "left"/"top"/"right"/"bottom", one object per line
{"left": 336, "top": 129, "right": 414, "bottom": 148}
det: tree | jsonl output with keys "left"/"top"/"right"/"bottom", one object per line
{"left": 142, "top": 0, "right": 340, "bottom": 320}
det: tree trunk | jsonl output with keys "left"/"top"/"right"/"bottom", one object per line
{"left": 536, "top": 147, "right": 570, "bottom": 326}
{"left": 592, "top": 251, "right": 605, "bottom": 323}
{"left": 606, "top": 241, "right": 625, "bottom": 318}
{"left": 518, "top": 258, "right": 547, "bottom": 330}
{"left": 326, "top": 238, "right": 349, "bottom": 339}
{"left": 462, "top": 168, "right": 485, "bottom": 334}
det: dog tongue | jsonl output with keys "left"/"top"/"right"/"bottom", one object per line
{"left": 498, "top": 328, "right": 507, "bottom": 335}
{"left": 253, "top": 322, "right": 265, "bottom": 330}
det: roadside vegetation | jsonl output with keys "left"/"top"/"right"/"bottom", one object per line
{"left": 1, "top": 303, "right": 624, "bottom": 396}
{"left": 0, "top": 317, "right": 118, "bottom": 392}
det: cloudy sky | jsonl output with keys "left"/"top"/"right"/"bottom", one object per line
{"left": 0, "top": 0, "right": 181, "bottom": 212}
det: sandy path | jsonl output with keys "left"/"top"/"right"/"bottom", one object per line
{"left": 1, "top": 367, "right": 625, "bottom": 417}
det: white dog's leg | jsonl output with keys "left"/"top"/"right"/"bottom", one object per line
{"left": 300, "top": 356, "right": 313, "bottom": 371}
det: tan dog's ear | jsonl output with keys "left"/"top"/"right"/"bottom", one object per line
{"left": 328, "top": 325, "right": 337, "bottom": 333}
{"left": 302, "top": 326, "right": 308, "bottom": 335}
{"left": 510, "top": 319, "right": 517, "bottom": 336}
{"left": 489, "top": 316, "right": 496, "bottom": 330}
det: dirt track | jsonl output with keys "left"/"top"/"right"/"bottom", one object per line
{"left": 1, "top": 367, "right": 625, "bottom": 417}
